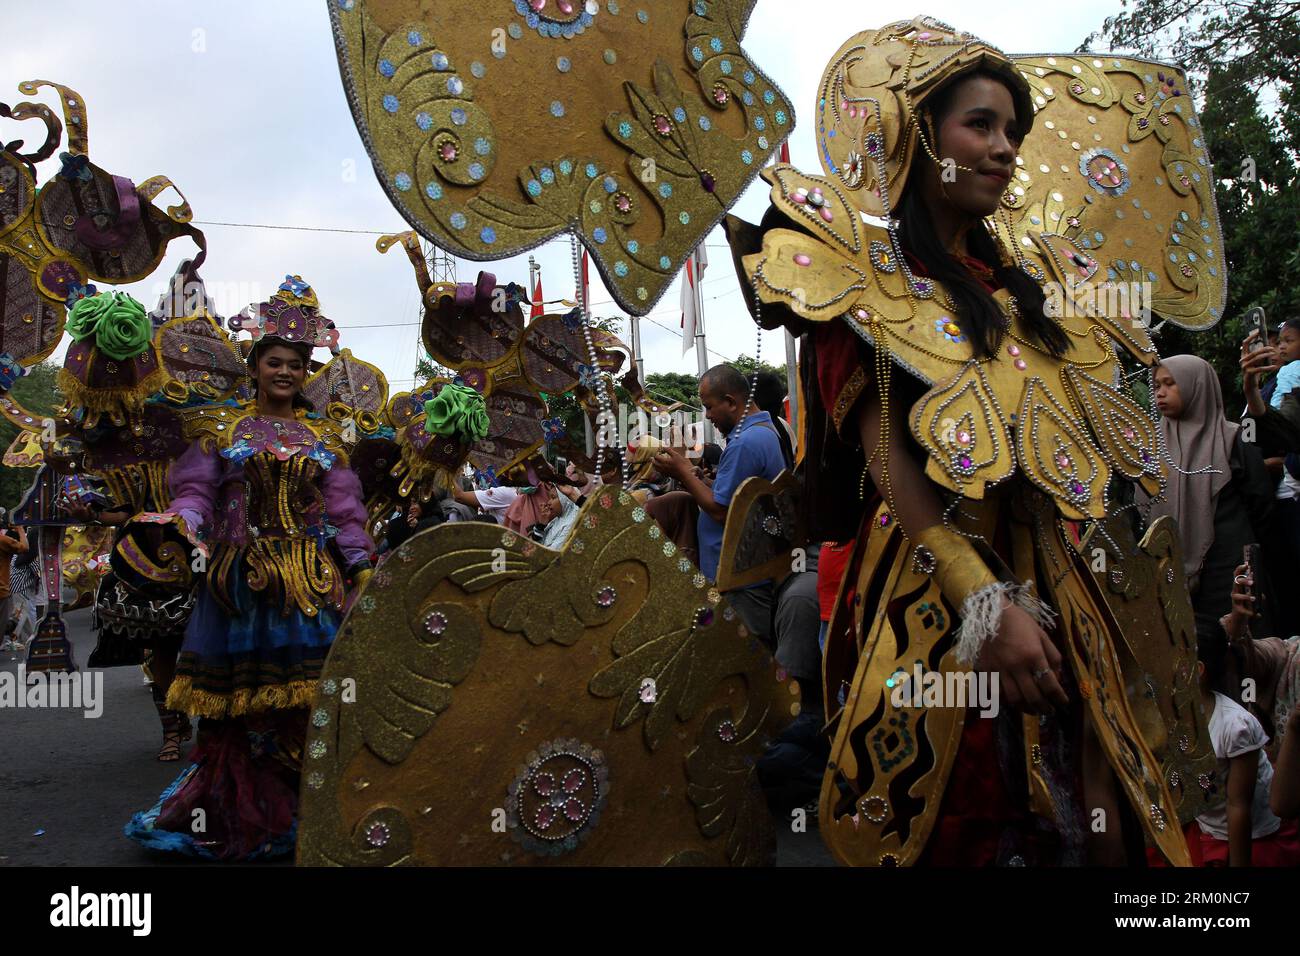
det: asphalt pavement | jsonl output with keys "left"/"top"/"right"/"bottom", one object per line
{"left": 0, "top": 608, "right": 833, "bottom": 867}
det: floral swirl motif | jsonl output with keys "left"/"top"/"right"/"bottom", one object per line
{"left": 330, "top": 0, "right": 793, "bottom": 314}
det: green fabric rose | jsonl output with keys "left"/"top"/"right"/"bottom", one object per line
{"left": 424, "top": 383, "right": 490, "bottom": 444}
{"left": 91, "top": 292, "right": 152, "bottom": 360}
{"left": 65, "top": 292, "right": 116, "bottom": 343}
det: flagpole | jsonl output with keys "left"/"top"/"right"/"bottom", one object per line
{"left": 527, "top": 256, "right": 537, "bottom": 325}
{"left": 690, "top": 247, "right": 712, "bottom": 443}
{"left": 630, "top": 313, "right": 645, "bottom": 383}
{"left": 692, "top": 249, "right": 708, "bottom": 378}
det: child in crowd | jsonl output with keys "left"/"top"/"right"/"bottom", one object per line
{"left": 1193, "top": 631, "right": 1300, "bottom": 865}
{"left": 1268, "top": 318, "right": 1300, "bottom": 409}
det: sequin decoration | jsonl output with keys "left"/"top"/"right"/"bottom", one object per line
{"left": 506, "top": 738, "right": 609, "bottom": 856}
{"left": 332, "top": 1, "right": 792, "bottom": 317}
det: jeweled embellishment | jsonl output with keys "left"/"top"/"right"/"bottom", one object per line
{"left": 717, "top": 719, "right": 737, "bottom": 742}
{"left": 506, "top": 739, "right": 608, "bottom": 856}
{"left": 595, "top": 585, "right": 617, "bottom": 608}
{"left": 862, "top": 795, "right": 888, "bottom": 824}
{"left": 1080, "top": 147, "right": 1131, "bottom": 197}
{"left": 869, "top": 240, "right": 896, "bottom": 273}
{"left": 840, "top": 149, "right": 864, "bottom": 187}
{"left": 311, "top": 708, "right": 330, "bottom": 728}
{"left": 912, "top": 546, "right": 937, "bottom": 576}
{"left": 424, "top": 610, "right": 448, "bottom": 637}
{"left": 762, "top": 514, "right": 782, "bottom": 536}
{"left": 1149, "top": 805, "right": 1167, "bottom": 832}
{"left": 365, "top": 822, "right": 391, "bottom": 847}
{"left": 790, "top": 185, "right": 833, "bottom": 222}
{"left": 935, "top": 316, "right": 965, "bottom": 344}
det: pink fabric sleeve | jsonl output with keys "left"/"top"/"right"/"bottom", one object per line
{"left": 167, "top": 442, "right": 222, "bottom": 533}
{"left": 322, "top": 463, "right": 375, "bottom": 569}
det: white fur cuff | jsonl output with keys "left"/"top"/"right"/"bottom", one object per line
{"left": 953, "top": 582, "right": 1057, "bottom": 667}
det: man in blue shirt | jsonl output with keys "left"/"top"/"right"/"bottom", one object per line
{"left": 654, "top": 364, "right": 787, "bottom": 642}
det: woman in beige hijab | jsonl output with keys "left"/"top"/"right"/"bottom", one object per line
{"left": 1146, "top": 354, "right": 1275, "bottom": 635}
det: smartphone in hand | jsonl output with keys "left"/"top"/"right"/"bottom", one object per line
{"left": 1245, "top": 307, "right": 1268, "bottom": 353}
{"left": 1243, "top": 543, "right": 1268, "bottom": 625}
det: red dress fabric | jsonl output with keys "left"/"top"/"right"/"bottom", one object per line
{"left": 817, "top": 539, "right": 856, "bottom": 622}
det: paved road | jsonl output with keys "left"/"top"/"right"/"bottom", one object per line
{"left": 0, "top": 609, "right": 834, "bottom": 866}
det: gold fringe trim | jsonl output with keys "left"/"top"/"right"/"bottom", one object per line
{"left": 398, "top": 438, "right": 465, "bottom": 489}
{"left": 165, "top": 675, "right": 319, "bottom": 719}
{"left": 57, "top": 362, "right": 169, "bottom": 426}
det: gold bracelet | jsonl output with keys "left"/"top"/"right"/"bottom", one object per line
{"left": 911, "top": 524, "right": 1000, "bottom": 609}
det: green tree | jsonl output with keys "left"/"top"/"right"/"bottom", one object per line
{"left": 0, "top": 362, "right": 63, "bottom": 511}
{"left": 642, "top": 371, "right": 699, "bottom": 408}
{"left": 412, "top": 349, "right": 454, "bottom": 385}
{"left": 732, "top": 354, "right": 787, "bottom": 382}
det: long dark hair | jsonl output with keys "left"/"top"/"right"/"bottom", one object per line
{"left": 899, "top": 70, "right": 1070, "bottom": 360}
{"left": 247, "top": 338, "right": 316, "bottom": 411}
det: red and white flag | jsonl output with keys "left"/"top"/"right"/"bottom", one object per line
{"left": 530, "top": 273, "right": 544, "bottom": 318}
{"left": 680, "top": 244, "right": 707, "bottom": 356}
{"left": 581, "top": 249, "right": 590, "bottom": 310}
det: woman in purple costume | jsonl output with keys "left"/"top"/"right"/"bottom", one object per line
{"left": 126, "top": 278, "right": 374, "bottom": 861}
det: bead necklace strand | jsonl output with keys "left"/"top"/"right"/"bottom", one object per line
{"left": 568, "top": 233, "right": 627, "bottom": 486}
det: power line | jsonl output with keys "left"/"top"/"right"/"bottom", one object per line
{"left": 193, "top": 219, "right": 401, "bottom": 236}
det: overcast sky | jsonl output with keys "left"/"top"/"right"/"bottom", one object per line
{"left": 4, "top": 1, "right": 1125, "bottom": 391}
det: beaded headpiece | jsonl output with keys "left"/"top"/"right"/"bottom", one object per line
{"left": 816, "top": 16, "right": 1034, "bottom": 218}
{"left": 229, "top": 276, "right": 341, "bottom": 356}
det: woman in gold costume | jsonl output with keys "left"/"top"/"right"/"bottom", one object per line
{"left": 728, "top": 17, "right": 1224, "bottom": 865}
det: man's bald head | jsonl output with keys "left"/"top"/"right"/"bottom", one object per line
{"left": 699, "top": 364, "right": 753, "bottom": 436}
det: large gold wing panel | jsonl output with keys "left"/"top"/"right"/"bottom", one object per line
{"left": 329, "top": 0, "right": 793, "bottom": 315}
{"left": 297, "top": 490, "right": 797, "bottom": 865}
{"left": 997, "top": 55, "right": 1225, "bottom": 330}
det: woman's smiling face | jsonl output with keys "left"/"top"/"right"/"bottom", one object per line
{"left": 924, "top": 74, "right": 1025, "bottom": 219}
{"left": 255, "top": 344, "right": 308, "bottom": 405}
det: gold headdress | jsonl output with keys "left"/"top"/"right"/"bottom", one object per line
{"left": 816, "top": 17, "right": 1034, "bottom": 217}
